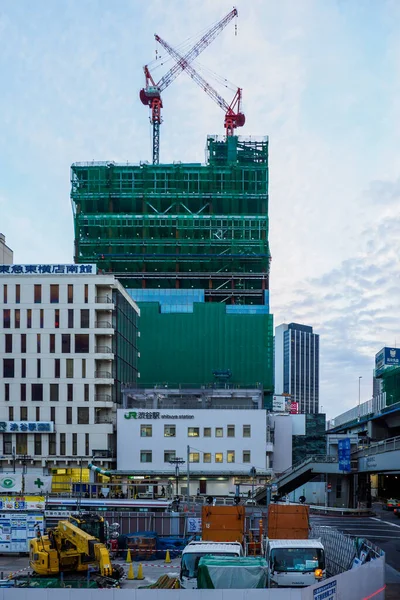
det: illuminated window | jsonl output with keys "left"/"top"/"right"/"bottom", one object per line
{"left": 189, "top": 452, "right": 200, "bottom": 463}
{"left": 141, "top": 425, "right": 152, "bottom": 437}
{"left": 215, "top": 453, "right": 223, "bottom": 463}
{"left": 203, "top": 453, "right": 211, "bottom": 463}
{"left": 164, "top": 425, "right": 176, "bottom": 437}
{"left": 227, "top": 450, "right": 235, "bottom": 463}
{"left": 188, "top": 427, "right": 199, "bottom": 437}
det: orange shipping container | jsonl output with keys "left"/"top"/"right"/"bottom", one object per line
{"left": 201, "top": 506, "right": 245, "bottom": 543}
{"left": 267, "top": 504, "right": 309, "bottom": 540}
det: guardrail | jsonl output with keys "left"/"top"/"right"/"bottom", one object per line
{"left": 352, "top": 434, "right": 400, "bottom": 457}
{"left": 310, "top": 505, "right": 375, "bottom": 516}
{"left": 276, "top": 454, "right": 338, "bottom": 480}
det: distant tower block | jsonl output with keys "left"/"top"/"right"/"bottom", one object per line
{"left": 0, "top": 233, "right": 13, "bottom": 264}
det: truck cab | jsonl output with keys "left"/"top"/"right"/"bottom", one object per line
{"left": 266, "top": 539, "right": 325, "bottom": 588}
{"left": 180, "top": 541, "right": 243, "bottom": 589}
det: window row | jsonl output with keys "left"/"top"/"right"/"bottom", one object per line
{"left": 3, "top": 382, "right": 90, "bottom": 402}
{"left": 3, "top": 308, "right": 91, "bottom": 329}
{"left": 3, "top": 332, "right": 91, "bottom": 354}
{"left": 6, "top": 405, "right": 89, "bottom": 424}
{"left": 140, "top": 450, "right": 252, "bottom": 464}
{"left": 142, "top": 424, "right": 251, "bottom": 438}
{"left": 3, "top": 283, "right": 89, "bottom": 305}
{"left": 3, "top": 358, "right": 89, "bottom": 381}
{"left": 2, "top": 432, "right": 91, "bottom": 456}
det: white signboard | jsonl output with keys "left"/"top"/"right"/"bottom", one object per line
{"left": 0, "top": 474, "right": 22, "bottom": 493}
{"left": 187, "top": 517, "right": 202, "bottom": 533}
{"left": 0, "top": 421, "right": 54, "bottom": 433}
{"left": 272, "top": 395, "right": 288, "bottom": 412}
{"left": 24, "top": 475, "right": 52, "bottom": 494}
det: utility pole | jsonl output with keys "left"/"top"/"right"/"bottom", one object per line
{"left": 169, "top": 457, "right": 185, "bottom": 497}
{"left": 187, "top": 445, "right": 190, "bottom": 506}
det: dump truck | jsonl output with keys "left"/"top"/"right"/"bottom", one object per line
{"left": 265, "top": 503, "right": 326, "bottom": 588}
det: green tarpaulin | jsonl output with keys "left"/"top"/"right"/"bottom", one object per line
{"left": 197, "top": 556, "right": 268, "bottom": 589}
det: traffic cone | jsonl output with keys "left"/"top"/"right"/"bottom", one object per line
{"left": 165, "top": 549, "right": 171, "bottom": 563}
{"left": 127, "top": 563, "right": 135, "bottom": 580}
{"left": 136, "top": 563, "right": 144, "bottom": 580}
{"left": 126, "top": 548, "right": 132, "bottom": 563}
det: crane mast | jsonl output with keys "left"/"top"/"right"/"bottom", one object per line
{"left": 140, "top": 8, "right": 238, "bottom": 164}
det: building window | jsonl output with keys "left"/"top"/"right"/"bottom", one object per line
{"left": 5, "top": 383, "right": 9, "bottom": 402}
{"left": 34, "top": 284, "right": 41, "bottom": 303}
{"left": 80, "top": 309, "right": 90, "bottom": 328}
{"left": 20, "top": 406, "right": 27, "bottom": 420}
{"left": 34, "top": 434, "right": 42, "bottom": 456}
{"left": 27, "top": 309, "right": 32, "bottom": 328}
{"left": 188, "top": 427, "right": 199, "bottom": 437}
{"left": 8, "top": 406, "right": 14, "bottom": 421}
{"left": 37, "top": 334, "right": 41, "bottom": 353}
{"left": 60, "top": 433, "right": 66, "bottom": 456}
{"left": 203, "top": 453, "right": 211, "bottom": 463}
{"left": 15, "top": 284, "right": 20, "bottom": 304}
{"left": 85, "top": 433, "right": 89, "bottom": 456}
{"left": 50, "top": 334, "right": 55, "bottom": 353}
{"left": 67, "top": 383, "right": 73, "bottom": 402}
{"left": 55, "top": 359, "right": 60, "bottom": 378}
{"left": 68, "top": 309, "right": 74, "bottom": 328}
{"left": 50, "top": 284, "right": 59, "bottom": 303}
{"left": 75, "top": 334, "right": 89, "bottom": 353}
{"left": 78, "top": 407, "right": 89, "bottom": 424}
{"left": 40, "top": 309, "right": 44, "bottom": 329}
{"left": 62, "top": 334, "right": 71, "bottom": 353}
{"left": 5, "top": 334, "right": 12, "bottom": 353}
{"left": 189, "top": 452, "right": 200, "bottom": 463}
{"left": 54, "top": 309, "right": 60, "bottom": 329}
{"left": 21, "top": 358, "right": 26, "bottom": 378}
{"left": 50, "top": 407, "right": 56, "bottom": 423}
{"left": 3, "top": 359, "right": 14, "bottom": 378}
{"left": 84, "top": 383, "right": 89, "bottom": 402}
{"left": 164, "top": 450, "right": 176, "bottom": 462}
{"left": 141, "top": 424, "right": 152, "bottom": 437}
{"left": 164, "top": 425, "right": 176, "bottom": 437}
{"left": 66, "top": 359, "right": 74, "bottom": 378}
{"left": 3, "top": 284, "right": 7, "bottom": 303}
{"left": 16, "top": 433, "right": 27, "bottom": 455}
{"left": 68, "top": 284, "right": 73, "bottom": 304}
{"left": 82, "top": 359, "right": 86, "bottom": 379}
{"left": 21, "top": 334, "right": 26, "bottom": 353}
{"left": 3, "top": 309, "right": 10, "bottom": 328}
{"left": 37, "top": 358, "right": 41, "bottom": 378}
{"left": 36, "top": 406, "right": 40, "bottom": 420}
{"left": 3, "top": 434, "right": 12, "bottom": 455}
{"left": 227, "top": 450, "right": 235, "bottom": 463}
{"left": 203, "top": 427, "right": 211, "bottom": 437}
{"left": 215, "top": 453, "right": 223, "bottom": 463}
{"left": 243, "top": 425, "right": 251, "bottom": 438}
{"left": 20, "top": 383, "right": 26, "bottom": 401}
{"left": 72, "top": 433, "right": 77, "bottom": 456}
{"left": 66, "top": 407, "right": 72, "bottom": 424}
{"left": 50, "top": 384, "right": 59, "bottom": 402}
{"left": 227, "top": 425, "right": 235, "bottom": 438}
{"left": 49, "top": 434, "right": 56, "bottom": 456}
{"left": 215, "top": 427, "right": 223, "bottom": 437}
{"left": 140, "top": 451, "right": 152, "bottom": 463}
{"left": 15, "top": 309, "right": 20, "bottom": 329}
{"left": 31, "top": 383, "right": 43, "bottom": 401}
{"left": 84, "top": 284, "right": 88, "bottom": 304}
{"left": 243, "top": 451, "right": 251, "bottom": 463}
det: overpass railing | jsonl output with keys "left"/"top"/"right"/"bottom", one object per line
{"left": 352, "top": 434, "right": 400, "bottom": 457}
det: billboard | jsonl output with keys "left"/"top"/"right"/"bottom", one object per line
{"left": 290, "top": 401, "right": 299, "bottom": 415}
{"left": 272, "top": 395, "right": 287, "bottom": 412}
{"left": 375, "top": 347, "right": 400, "bottom": 377}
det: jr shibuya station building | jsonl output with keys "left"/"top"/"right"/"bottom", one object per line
{"left": 116, "top": 407, "right": 273, "bottom": 498}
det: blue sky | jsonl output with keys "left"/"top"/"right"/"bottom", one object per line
{"left": 1, "top": 0, "right": 399, "bottom": 419}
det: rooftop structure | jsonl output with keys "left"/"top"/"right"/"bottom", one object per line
{"left": 0, "top": 233, "right": 13, "bottom": 264}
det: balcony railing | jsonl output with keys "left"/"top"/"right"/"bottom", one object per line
{"left": 95, "top": 371, "right": 113, "bottom": 379}
{"left": 95, "top": 320, "right": 112, "bottom": 328}
{"left": 95, "top": 394, "right": 113, "bottom": 402}
{"left": 95, "top": 295, "right": 113, "bottom": 303}
{"left": 95, "top": 345, "right": 113, "bottom": 353}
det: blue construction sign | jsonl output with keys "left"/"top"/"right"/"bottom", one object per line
{"left": 338, "top": 438, "right": 351, "bottom": 472}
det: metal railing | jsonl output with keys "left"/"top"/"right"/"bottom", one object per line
{"left": 277, "top": 454, "right": 338, "bottom": 480}
{"left": 95, "top": 394, "right": 113, "bottom": 402}
{"left": 352, "top": 434, "right": 400, "bottom": 457}
{"left": 95, "top": 295, "right": 113, "bottom": 303}
{"left": 95, "top": 371, "right": 113, "bottom": 379}
{"left": 94, "top": 320, "right": 112, "bottom": 328}
{"left": 95, "top": 345, "right": 113, "bottom": 353}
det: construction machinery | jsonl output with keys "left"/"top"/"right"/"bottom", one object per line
{"left": 29, "top": 513, "right": 124, "bottom": 587}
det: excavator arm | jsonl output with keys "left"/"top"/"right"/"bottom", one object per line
{"left": 56, "top": 520, "right": 113, "bottom": 576}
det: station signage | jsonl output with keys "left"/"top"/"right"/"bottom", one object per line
{"left": 375, "top": 346, "right": 400, "bottom": 376}
{"left": 0, "top": 422, "right": 54, "bottom": 433}
{"left": 0, "top": 264, "right": 96, "bottom": 275}
{"left": 124, "top": 411, "right": 194, "bottom": 420}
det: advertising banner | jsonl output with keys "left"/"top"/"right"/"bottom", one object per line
{"left": 290, "top": 401, "right": 299, "bottom": 414}
{"left": 24, "top": 475, "right": 52, "bottom": 494}
{"left": 375, "top": 347, "right": 400, "bottom": 376}
{"left": 0, "top": 496, "right": 45, "bottom": 511}
{"left": 0, "top": 474, "right": 22, "bottom": 493}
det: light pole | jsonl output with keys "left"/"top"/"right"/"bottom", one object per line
{"left": 250, "top": 467, "right": 257, "bottom": 499}
{"left": 169, "top": 457, "right": 185, "bottom": 497}
{"left": 358, "top": 376, "right": 362, "bottom": 420}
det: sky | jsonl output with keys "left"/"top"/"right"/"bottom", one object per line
{"left": 1, "top": 0, "right": 400, "bottom": 420}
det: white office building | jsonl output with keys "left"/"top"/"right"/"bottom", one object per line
{"left": 0, "top": 264, "right": 139, "bottom": 475}
{"left": 117, "top": 408, "right": 273, "bottom": 497}
{"left": 0, "top": 234, "right": 13, "bottom": 265}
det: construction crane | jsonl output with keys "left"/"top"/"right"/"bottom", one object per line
{"left": 155, "top": 35, "right": 245, "bottom": 137}
{"left": 140, "top": 8, "right": 238, "bottom": 165}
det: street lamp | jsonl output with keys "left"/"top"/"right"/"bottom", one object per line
{"left": 169, "top": 457, "right": 185, "bottom": 497}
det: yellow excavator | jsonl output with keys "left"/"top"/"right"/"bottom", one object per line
{"left": 29, "top": 514, "right": 124, "bottom": 586}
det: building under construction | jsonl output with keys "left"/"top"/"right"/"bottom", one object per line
{"left": 71, "top": 135, "right": 274, "bottom": 401}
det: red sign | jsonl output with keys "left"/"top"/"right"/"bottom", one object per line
{"left": 289, "top": 401, "right": 299, "bottom": 414}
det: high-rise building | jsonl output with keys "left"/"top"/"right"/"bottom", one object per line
{"left": 274, "top": 323, "right": 319, "bottom": 414}
{"left": 0, "top": 233, "right": 13, "bottom": 264}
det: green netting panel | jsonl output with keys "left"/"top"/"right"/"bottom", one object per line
{"left": 382, "top": 367, "right": 400, "bottom": 405}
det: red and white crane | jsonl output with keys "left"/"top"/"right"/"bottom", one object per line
{"left": 140, "top": 8, "right": 238, "bottom": 164}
